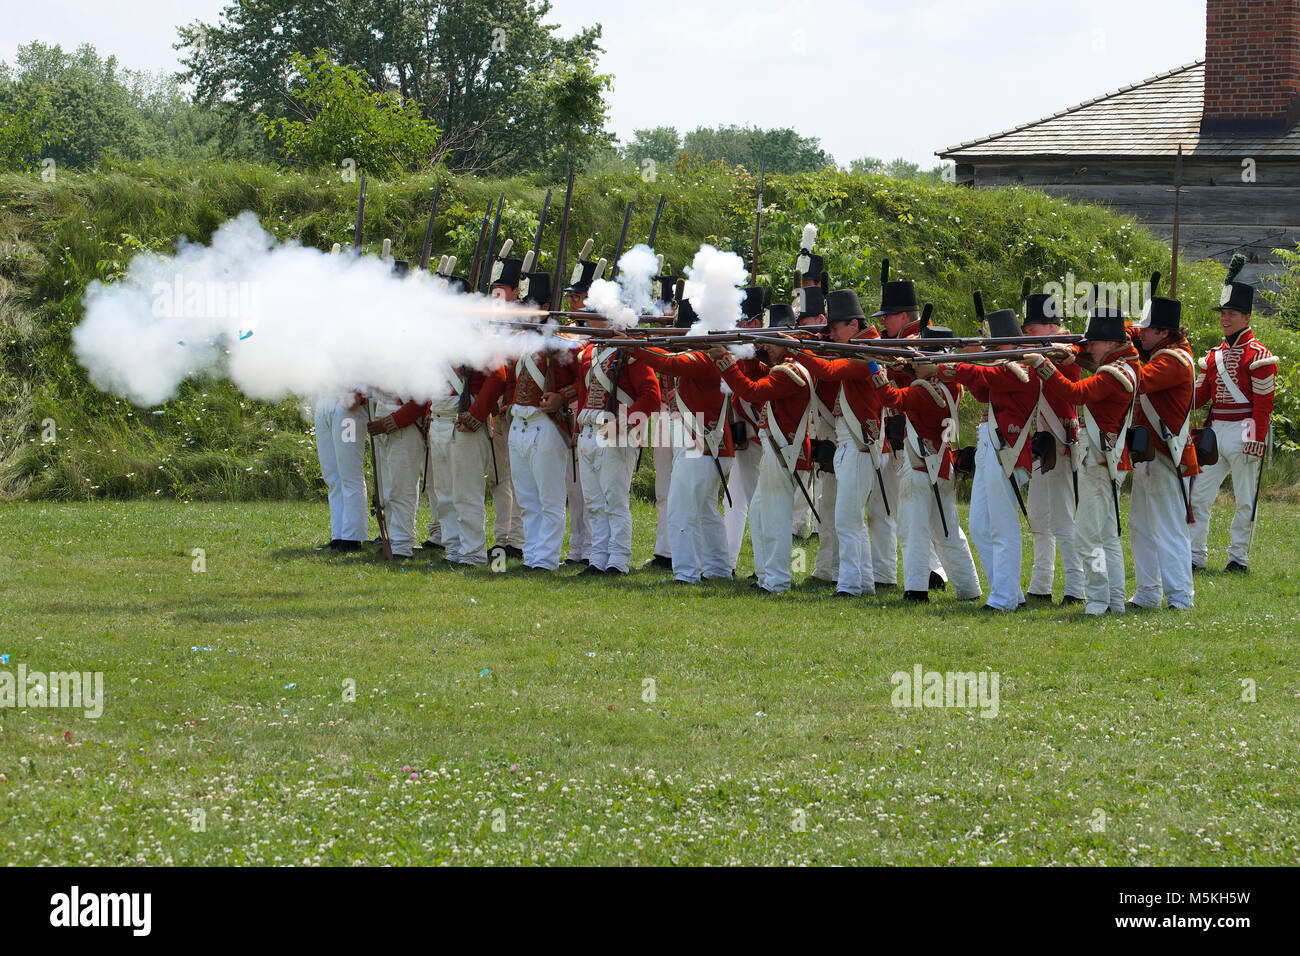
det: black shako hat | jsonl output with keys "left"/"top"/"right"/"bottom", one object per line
{"left": 654, "top": 274, "right": 680, "bottom": 303}
{"left": 518, "top": 271, "right": 552, "bottom": 307}
{"left": 826, "top": 289, "right": 866, "bottom": 325}
{"left": 1023, "top": 293, "right": 1065, "bottom": 327}
{"left": 673, "top": 299, "right": 700, "bottom": 329}
{"left": 1136, "top": 295, "right": 1182, "bottom": 331}
{"left": 766, "top": 303, "right": 796, "bottom": 328}
{"left": 445, "top": 275, "right": 471, "bottom": 295}
{"left": 391, "top": 260, "right": 410, "bottom": 278}
{"left": 982, "top": 309, "right": 1023, "bottom": 339}
{"left": 1214, "top": 280, "right": 1254, "bottom": 315}
{"left": 490, "top": 256, "right": 523, "bottom": 289}
{"left": 921, "top": 323, "right": 954, "bottom": 339}
{"left": 565, "top": 256, "right": 606, "bottom": 293}
{"left": 741, "top": 286, "right": 767, "bottom": 322}
{"left": 873, "top": 280, "right": 920, "bottom": 318}
{"left": 796, "top": 286, "right": 825, "bottom": 319}
{"left": 1082, "top": 306, "right": 1128, "bottom": 343}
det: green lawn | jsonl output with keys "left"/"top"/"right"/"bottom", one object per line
{"left": 0, "top": 498, "right": 1297, "bottom": 865}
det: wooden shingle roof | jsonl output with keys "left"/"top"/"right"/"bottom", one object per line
{"left": 939, "top": 61, "right": 1300, "bottom": 160}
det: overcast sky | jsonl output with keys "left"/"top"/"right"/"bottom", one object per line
{"left": 3, "top": 0, "right": 1209, "bottom": 167}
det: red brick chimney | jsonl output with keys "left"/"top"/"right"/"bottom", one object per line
{"left": 1202, "top": 0, "right": 1300, "bottom": 135}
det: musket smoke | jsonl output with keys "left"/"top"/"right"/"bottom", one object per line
{"left": 74, "top": 213, "right": 547, "bottom": 407}
{"left": 681, "top": 244, "right": 746, "bottom": 333}
{"left": 585, "top": 243, "right": 659, "bottom": 328}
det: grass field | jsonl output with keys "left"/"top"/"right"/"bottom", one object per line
{"left": 1, "top": 497, "right": 1297, "bottom": 866}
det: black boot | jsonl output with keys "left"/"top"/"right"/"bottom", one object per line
{"left": 904, "top": 590, "right": 929, "bottom": 602}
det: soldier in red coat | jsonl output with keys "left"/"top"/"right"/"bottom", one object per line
{"left": 709, "top": 334, "right": 813, "bottom": 593}
{"left": 870, "top": 324, "right": 982, "bottom": 603}
{"left": 462, "top": 319, "right": 579, "bottom": 571}
{"left": 1129, "top": 293, "right": 1199, "bottom": 608}
{"left": 1027, "top": 307, "right": 1141, "bottom": 615}
{"left": 1022, "top": 292, "right": 1085, "bottom": 605}
{"left": 573, "top": 314, "right": 660, "bottom": 575}
{"left": 722, "top": 287, "right": 773, "bottom": 572}
{"left": 937, "top": 308, "right": 1041, "bottom": 611}
{"left": 1189, "top": 279, "right": 1277, "bottom": 572}
{"left": 789, "top": 290, "right": 884, "bottom": 598}
{"left": 628, "top": 316, "right": 737, "bottom": 584}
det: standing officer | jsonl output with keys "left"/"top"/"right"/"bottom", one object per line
{"left": 1189, "top": 276, "right": 1277, "bottom": 573}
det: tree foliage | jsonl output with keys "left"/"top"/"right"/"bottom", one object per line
{"left": 0, "top": 42, "right": 229, "bottom": 171}
{"left": 177, "top": 0, "right": 610, "bottom": 175}
{"left": 679, "top": 125, "right": 834, "bottom": 174}
{"left": 262, "top": 52, "right": 441, "bottom": 178}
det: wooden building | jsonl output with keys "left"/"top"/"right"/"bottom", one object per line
{"left": 938, "top": 0, "right": 1300, "bottom": 286}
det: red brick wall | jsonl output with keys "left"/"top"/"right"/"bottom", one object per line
{"left": 1203, "top": 0, "right": 1300, "bottom": 121}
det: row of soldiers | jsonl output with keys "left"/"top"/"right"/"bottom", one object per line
{"left": 314, "top": 238, "right": 1277, "bottom": 615}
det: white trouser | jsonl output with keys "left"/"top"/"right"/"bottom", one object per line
{"left": 750, "top": 442, "right": 798, "bottom": 592}
{"left": 508, "top": 411, "right": 569, "bottom": 570}
{"left": 1190, "top": 418, "right": 1262, "bottom": 568}
{"left": 898, "top": 464, "right": 981, "bottom": 599}
{"left": 968, "top": 422, "right": 1027, "bottom": 610}
{"left": 668, "top": 445, "right": 732, "bottom": 582}
{"left": 792, "top": 469, "right": 815, "bottom": 537}
{"left": 1027, "top": 455, "right": 1084, "bottom": 598}
{"left": 428, "top": 413, "right": 491, "bottom": 565}
{"left": 868, "top": 449, "right": 899, "bottom": 585}
{"left": 577, "top": 427, "right": 637, "bottom": 572}
{"left": 421, "top": 435, "right": 442, "bottom": 545}
{"left": 813, "top": 470, "right": 839, "bottom": 580}
{"left": 653, "top": 412, "right": 675, "bottom": 557}
{"left": 1075, "top": 460, "right": 1128, "bottom": 614}
{"left": 489, "top": 412, "right": 522, "bottom": 549}
{"left": 724, "top": 439, "right": 762, "bottom": 570}
{"left": 1130, "top": 458, "right": 1194, "bottom": 609}
{"left": 832, "top": 420, "right": 874, "bottom": 595}
{"left": 314, "top": 397, "right": 368, "bottom": 542}
{"left": 565, "top": 441, "right": 590, "bottom": 562}
{"left": 373, "top": 404, "right": 425, "bottom": 557}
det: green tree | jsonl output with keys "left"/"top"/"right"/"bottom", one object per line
{"left": 262, "top": 52, "right": 441, "bottom": 177}
{"left": 177, "top": 0, "right": 610, "bottom": 175}
{"left": 680, "top": 125, "right": 833, "bottom": 174}
{"left": 623, "top": 126, "right": 679, "bottom": 166}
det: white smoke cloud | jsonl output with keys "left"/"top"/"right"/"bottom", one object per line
{"left": 584, "top": 243, "right": 660, "bottom": 329}
{"left": 74, "top": 212, "right": 550, "bottom": 407}
{"left": 682, "top": 244, "right": 746, "bottom": 333}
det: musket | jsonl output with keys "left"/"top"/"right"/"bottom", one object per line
{"left": 551, "top": 169, "right": 577, "bottom": 310}
{"left": 418, "top": 183, "right": 442, "bottom": 271}
{"left": 867, "top": 334, "right": 1084, "bottom": 349}
{"left": 610, "top": 201, "right": 634, "bottom": 279}
{"left": 353, "top": 174, "right": 367, "bottom": 254}
{"left": 466, "top": 199, "right": 493, "bottom": 289}
{"left": 367, "top": 399, "right": 393, "bottom": 560}
{"left": 1170, "top": 145, "right": 1183, "bottom": 297}
{"left": 478, "top": 191, "right": 506, "bottom": 294}
{"left": 646, "top": 194, "right": 667, "bottom": 249}
{"left": 527, "top": 187, "right": 552, "bottom": 271}
{"left": 751, "top": 162, "right": 764, "bottom": 286}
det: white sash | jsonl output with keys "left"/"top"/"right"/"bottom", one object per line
{"left": 1210, "top": 345, "right": 1249, "bottom": 407}
{"left": 837, "top": 383, "right": 885, "bottom": 467}
{"left": 762, "top": 367, "right": 813, "bottom": 486}
{"left": 904, "top": 382, "right": 958, "bottom": 487}
{"left": 676, "top": 389, "right": 729, "bottom": 458}
{"left": 519, "top": 353, "right": 547, "bottom": 393}
{"left": 589, "top": 347, "right": 632, "bottom": 407}
{"left": 986, "top": 387, "right": 1038, "bottom": 479}
{"left": 1082, "top": 362, "right": 1137, "bottom": 484}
